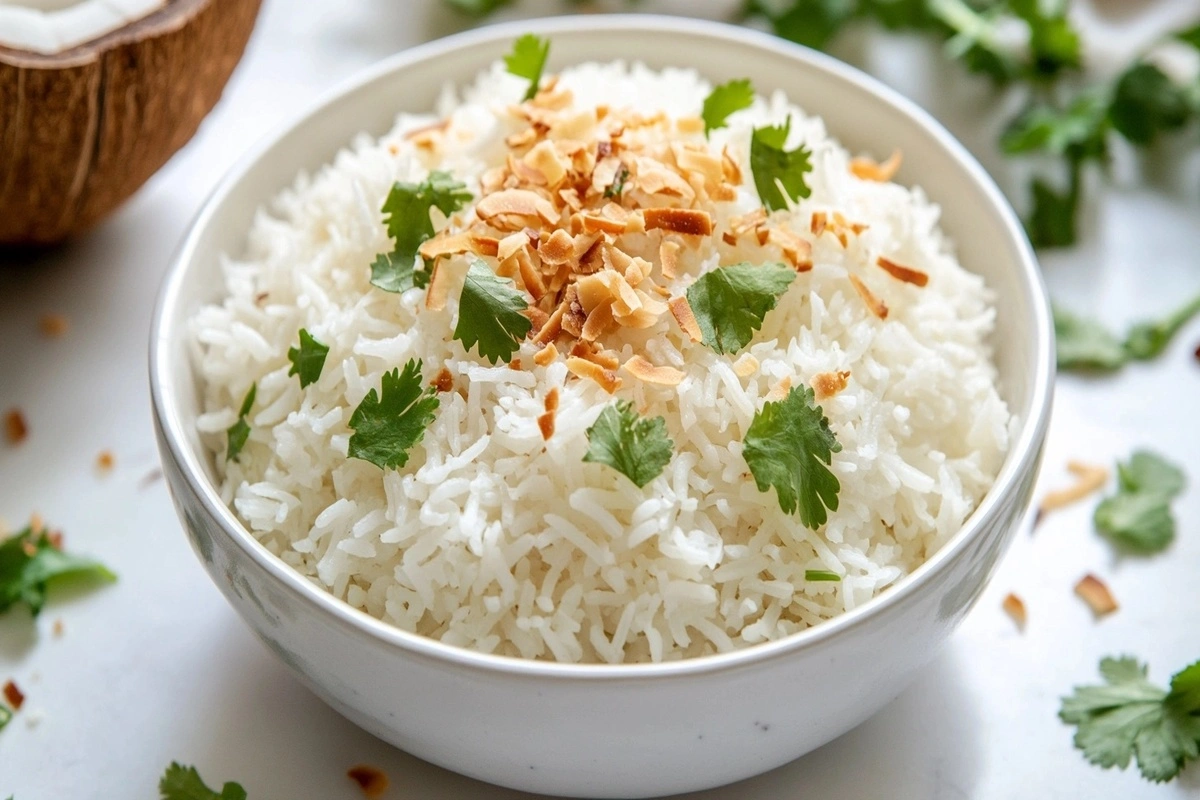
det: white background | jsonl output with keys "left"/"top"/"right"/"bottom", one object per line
{"left": 2, "top": 1, "right": 1200, "bottom": 797}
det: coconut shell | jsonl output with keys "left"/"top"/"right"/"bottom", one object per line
{"left": 0, "top": 0, "right": 262, "bottom": 246}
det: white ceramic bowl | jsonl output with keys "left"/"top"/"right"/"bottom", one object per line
{"left": 150, "top": 15, "right": 1053, "bottom": 798}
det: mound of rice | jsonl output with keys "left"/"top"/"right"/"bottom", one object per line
{"left": 192, "top": 59, "right": 1010, "bottom": 664}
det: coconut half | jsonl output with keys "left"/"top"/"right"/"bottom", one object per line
{"left": 0, "top": 0, "right": 262, "bottom": 245}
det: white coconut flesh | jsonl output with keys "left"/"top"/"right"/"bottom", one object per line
{"left": 0, "top": 0, "right": 168, "bottom": 55}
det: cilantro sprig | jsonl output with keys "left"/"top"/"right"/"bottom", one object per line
{"left": 287, "top": 329, "right": 329, "bottom": 389}
{"left": 370, "top": 172, "right": 472, "bottom": 294}
{"left": 225, "top": 384, "right": 256, "bottom": 463}
{"left": 348, "top": 360, "right": 441, "bottom": 471}
{"left": 504, "top": 33, "right": 550, "bottom": 101}
{"left": 1055, "top": 293, "right": 1200, "bottom": 372}
{"left": 159, "top": 762, "right": 247, "bottom": 800}
{"left": 454, "top": 260, "right": 533, "bottom": 365}
{"left": 0, "top": 525, "right": 115, "bottom": 617}
{"left": 1094, "top": 450, "right": 1185, "bottom": 555}
{"left": 583, "top": 401, "right": 674, "bottom": 489}
{"left": 685, "top": 262, "right": 797, "bottom": 355}
{"left": 1061, "top": 656, "right": 1200, "bottom": 783}
{"left": 743, "top": 385, "right": 842, "bottom": 529}
{"left": 702, "top": 78, "right": 755, "bottom": 136}
{"left": 750, "top": 119, "right": 813, "bottom": 211}
{"left": 805, "top": 569, "right": 841, "bottom": 582}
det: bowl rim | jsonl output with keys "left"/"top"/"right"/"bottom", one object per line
{"left": 149, "top": 13, "right": 1054, "bottom": 681}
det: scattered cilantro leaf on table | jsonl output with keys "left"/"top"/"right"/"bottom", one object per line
{"left": 583, "top": 400, "right": 674, "bottom": 489}
{"left": 1109, "top": 63, "right": 1194, "bottom": 146}
{"left": 1094, "top": 450, "right": 1185, "bottom": 554}
{"left": 159, "top": 762, "right": 247, "bottom": 800}
{"left": 1054, "top": 305, "right": 1127, "bottom": 371}
{"left": 505, "top": 33, "right": 551, "bottom": 101}
{"left": 454, "top": 260, "right": 533, "bottom": 365}
{"left": 287, "top": 328, "right": 329, "bottom": 389}
{"left": 745, "top": 0, "right": 856, "bottom": 51}
{"left": 805, "top": 569, "right": 841, "bottom": 582}
{"left": 686, "top": 262, "right": 796, "bottom": 355}
{"left": 750, "top": 119, "right": 813, "bottom": 212}
{"left": 743, "top": 385, "right": 842, "bottom": 529}
{"left": 348, "top": 360, "right": 440, "bottom": 471}
{"left": 702, "top": 78, "right": 755, "bottom": 136}
{"left": 1060, "top": 656, "right": 1200, "bottom": 783}
{"left": 0, "top": 525, "right": 115, "bottom": 617}
{"left": 1125, "top": 293, "right": 1200, "bottom": 361}
{"left": 370, "top": 172, "right": 472, "bottom": 294}
{"left": 444, "top": 0, "right": 512, "bottom": 14}
{"left": 0, "top": 704, "right": 11, "bottom": 732}
{"left": 225, "top": 384, "right": 256, "bottom": 462}
{"left": 1008, "top": 0, "right": 1081, "bottom": 80}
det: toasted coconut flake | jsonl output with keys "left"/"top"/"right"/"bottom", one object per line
{"left": 431, "top": 367, "right": 454, "bottom": 393}
{"left": 1039, "top": 461, "right": 1110, "bottom": 515}
{"left": 768, "top": 227, "right": 814, "bottom": 271}
{"left": 470, "top": 235, "right": 500, "bottom": 257}
{"left": 810, "top": 211, "right": 827, "bottom": 236}
{"left": 534, "top": 343, "right": 559, "bottom": 366}
{"left": 876, "top": 256, "right": 928, "bottom": 287}
{"left": 672, "top": 144, "right": 725, "bottom": 185}
{"left": 811, "top": 370, "right": 851, "bottom": 400}
{"left": 534, "top": 303, "right": 566, "bottom": 344}
{"left": 766, "top": 376, "right": 793, "bottom": 402}
{"left": 539, "top": 229, "right": 576, "bottom": 266}
{"left": 849, "top": 150, "right": 902, "bottom": 182}
{"left": 559, "top": 188, "right": 583, "bottom": 211}
{"left": 347, "top": 765, "right": 389, "bottom": 799}
{"left": 5, "top": 409, "right": 28, "bottom": 445}
{"left": 566, "top": 356, "right": 621, "bottom": 393}
{"left": 404, "top": 119, "right": 450, "bottom": 141}
{"left": 497, "top": 232, "right": 529, "bottom": 262}
{"left": 669, "top": 296, "right": 703, "bottom": 342}
{"left": 424, "top": 261, "right": 455, "bottom": 312}
{"left": 476, "top": 189, "right": 558, "bottom": 226}
{"left": 549, "top": 108, "right": 598, "bottom": 142}
{"left": 581, "top": 301, "right": 617, "bottom": 341}
{"left": 848, "top": 275, "right": 888, "bottom": 320}
{"left": 581, "top": 214, "right": 626, "bottom": 235}
{"left": 39, "top": 314, "right": 69, "bottom": 338}
{"left": 3, "top": 679, "right": 24, "bottom": 711}
{"left": 729, "top": 208, "right": 767, "bottom": 238}
{"left": 1075, "top": 574, "right": 1118, "bottom": 617}
{"left": 677, "top": 116, "right": 705, "bottom": 134}
{"left": 561, "top": 286, "right": 586, "bottom": 338}
{"left": 644, "top": 207, "right": 713, "bottom": 236}
{"left": 544, "top": 387, "right": 560, "bottom": 412}
{"left": 506, "top": 127, "right": 539, "bottom": 150}
{"left": 635, "top": 161, "right": 696, "bottom": 200}
{"left": 624, "top": 257, "right": 652, "bottom": 287}
{"left": 419, "top": 231, "right": 475, "bottom": 260}
{"left": 514, "top": 250, "right": 547, "bottom": 301}
{"left": 1002, "top": 593, "right": 1027, "bottom": 631}
{"left": 733, "top": 354, "right": 759, "bottom": 378}
{"left": 722, "top": 146, "right": 742, "bottom": 184}
{"left": 525, "top": 140, "right": 570, "bottom": 188}
{"left": 659, "top": 240, "right": 681, "bottom": 280}
{"left": 622, "top": 355, "right": 685, "bottom": 386}
{"left": 510, "top": 358, "right": 522, "bottom": 370}
{"left": 538, "top": 411, "right": 556, "bottom": 440}
{"left": 96, "top": 450, "right": 115, "bottom": 474}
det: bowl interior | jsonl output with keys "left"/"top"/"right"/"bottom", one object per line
{"left": 153, "top": 15, "right": 1052, "bottom": 672}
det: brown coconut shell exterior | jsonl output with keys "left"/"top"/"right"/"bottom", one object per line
{"left": 0, "top": 0, "right": 262, "bottom": 246}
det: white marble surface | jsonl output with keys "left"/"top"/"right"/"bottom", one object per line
{"left": 1, "top": 1, "right": 1199, "bottom": 797}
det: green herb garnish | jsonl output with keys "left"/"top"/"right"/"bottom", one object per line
{"left": 370, "top": 172, "right": 472, "bottom": 294}
{"left": 743, "top": 385, "right": 842, "bottom": 529}
{"left": 685, "top": 262, "right": 796, "bottom": 355}
{"left": 348, "top": 360, "right": 440, "bottom": 471}
{"left": 1124, "top": 293, "right": 1200, "bottom": 361}
{"left": 225, "top": 384, "right": 256, "bottom": 462}
{"left": 1093, "top": 450, "right": 1185, "bottom": 555}
{"left": 0, "top": 525, "right": 115, "bottom": 617}
{"left": 750, "top": 119, "right": 813, "bottom": 211}
{"left": 604, "top": 165, "right": 630, "bottom": 199}
{"left": 454, "top": 260, "right": 533, "bottom": 365}
{"left": 287, "top": 329, "right": 329, "bottom": 389}
{"left": 805, "top": 569, "right": 841, "bottom": 582}
{"left": 1055, "top": 293, "right": 1200, "bottom": 373}
{"left": 702, "top": 78, "right": 755, "bottom": 136}
{"left": 504, "top": 33, "right": 551, "bottom": 101}
{"left": 583, "top": 400, "right": 674, "bottom": 489}
{"left": 0, "top": 704, "right": 11, "bottom": 733}
{"left": 159, "top": 762, "right": 247, "bottom": 800}
{"left": 1060, "top": 656, "right": 1200, "bottom": 784}
{"left": 445, "top": 0, "right": 512, "bottom": 14}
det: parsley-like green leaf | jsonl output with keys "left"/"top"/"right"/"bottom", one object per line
{"left": 225, "top": 384, "right": 256, "bottom": 462}
{"left": 287, "top": 329, "right": 330, "bottom": 389}
{"left": 702, "top": 78, "right": 755, "bottom": 136}
{"left": 743, "top": 385, "right": 842, "bottom": 529}
{"left": 930, "top": 0, "right": 1019, "bottom": 83}
{"left": 444, "top": 0, "right": 513, "bottom": 14}
{"left": 1008, "top": 0, "right": 1081, "bottom": 80}
{"left": 1109, "top": 63, "right": 1193, "bottom": 146}
{"left": 745, "top": 0, "right": 856, "bottom": 51}
{"left": 159, "top": 762, "right": 248, "bottom": 800}
{"left": 0, "top": 704, "right": 12, "bottom": 732}
{"left": 1094, "top": 450, "right": 1185, "bottom": 554}
{"left": 504, "top": 33, "right": 550, "bottom": 101}
{"left": 370, "top": 172, "right": 472, "bottom": 294}
{"left": 604, "top": 166, "right": 630, "bottom": 199}
{"left": 348, "top": 360, "right": 440, "bottom": 471}
{"left": 685, "top": 262, "right": 796, "bottom": 355}
{"left": 750, "top": 119, "right": 813, "bottom": 211}
{"left": 454, "top": 260, "right": 533, "bottom": 365}
{"left": 1054, "top": 304, "right": 1127, "bottom": 371}
{"left": 583, "top": 400, "right": 674, "bottom": 489}
{"left": 805, "top": 569, "right": 841, "bottom": 582}
{"left": 1060, "top": 657, "right": 1200, "bottom": 783}
{"left": 0, "top": 525, "right": 115, "bottom": 617}
{"left": 861, "top": 0, "right": 934, "bottom": 31}
{"left": 1124, "top": 293, "right": 1200, "bottom": 361}
{"left": 1001, "top": 93, "right": 1109, "bottom": 160}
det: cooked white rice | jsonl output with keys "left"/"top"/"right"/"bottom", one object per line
{"left": 192, "top": 60, "right": 1010, "bottom": 664}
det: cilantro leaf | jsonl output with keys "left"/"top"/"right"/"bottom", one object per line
{"left": 1109, "top": 63, "right": 1193, "bottom": 146}
{"left": 0, "top": 705, "right": 10, "bottom": 732}
{"left": 750, "top": 119, "right": 813, "bottom": 211}
{"left": 745, "top": 0, "right": 856, "bottom": 51}
{"left": 685, "top": 262, "right": 796, "bottom": 354}
{"left": 1124, "top": 293, "right": 1200, "bottom": 361}
{"left": 743, "top": 385, "right": 842, "bottom": 529}
{"left": 287, "top": 329, "right": 329, "bottom": 389}
{"left": 861, "top": 0, "right": 934, "bottom": 31}
{"left": 805, "top": 569, "right": 841, "bottom": 582}
{"left": 444, "top": 0, "right": 512, "bottom": 14}
{"left": 159, "top": 762, "right": 247, "bottom": 800}
{"left": 1094, "top": 450, "right": 1185, "bottom": 554}
{"left": 1008, "top": 0, "right": 1081, "bottom": 79}
{"left": 0, "top": 526, "right": 116, "bottom": 617}
{"left": 702, "top": 79, "right": 755, "bottom": 136}
{"left": 1054, "top": 304, "right": 1127, "bottom": 371}
{"left": 583, "top": 400, "right": 674, "bottom": 488}
{"left": 371, "top": 172, "right": 472, "bottom": 294}
{"left": 454, "top": 260, "right": 532, "bottom": 365}
{"left": 225, "top": 384, "right": 256, "bottom": 462}
{"left": 348, "top": 360, "right": 440, "bottom": 471}
{"left": 1001, "top": 93, "right": 1109, "bottom": 160}
{"left": 1061, "top": 657, "right": 1200, "bottom": 783}
{"left": 504, "top": 33, "right": 550, "bottom": 101}
{"left": 930, "top": 0, "right": 1019, "bottom": 83}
